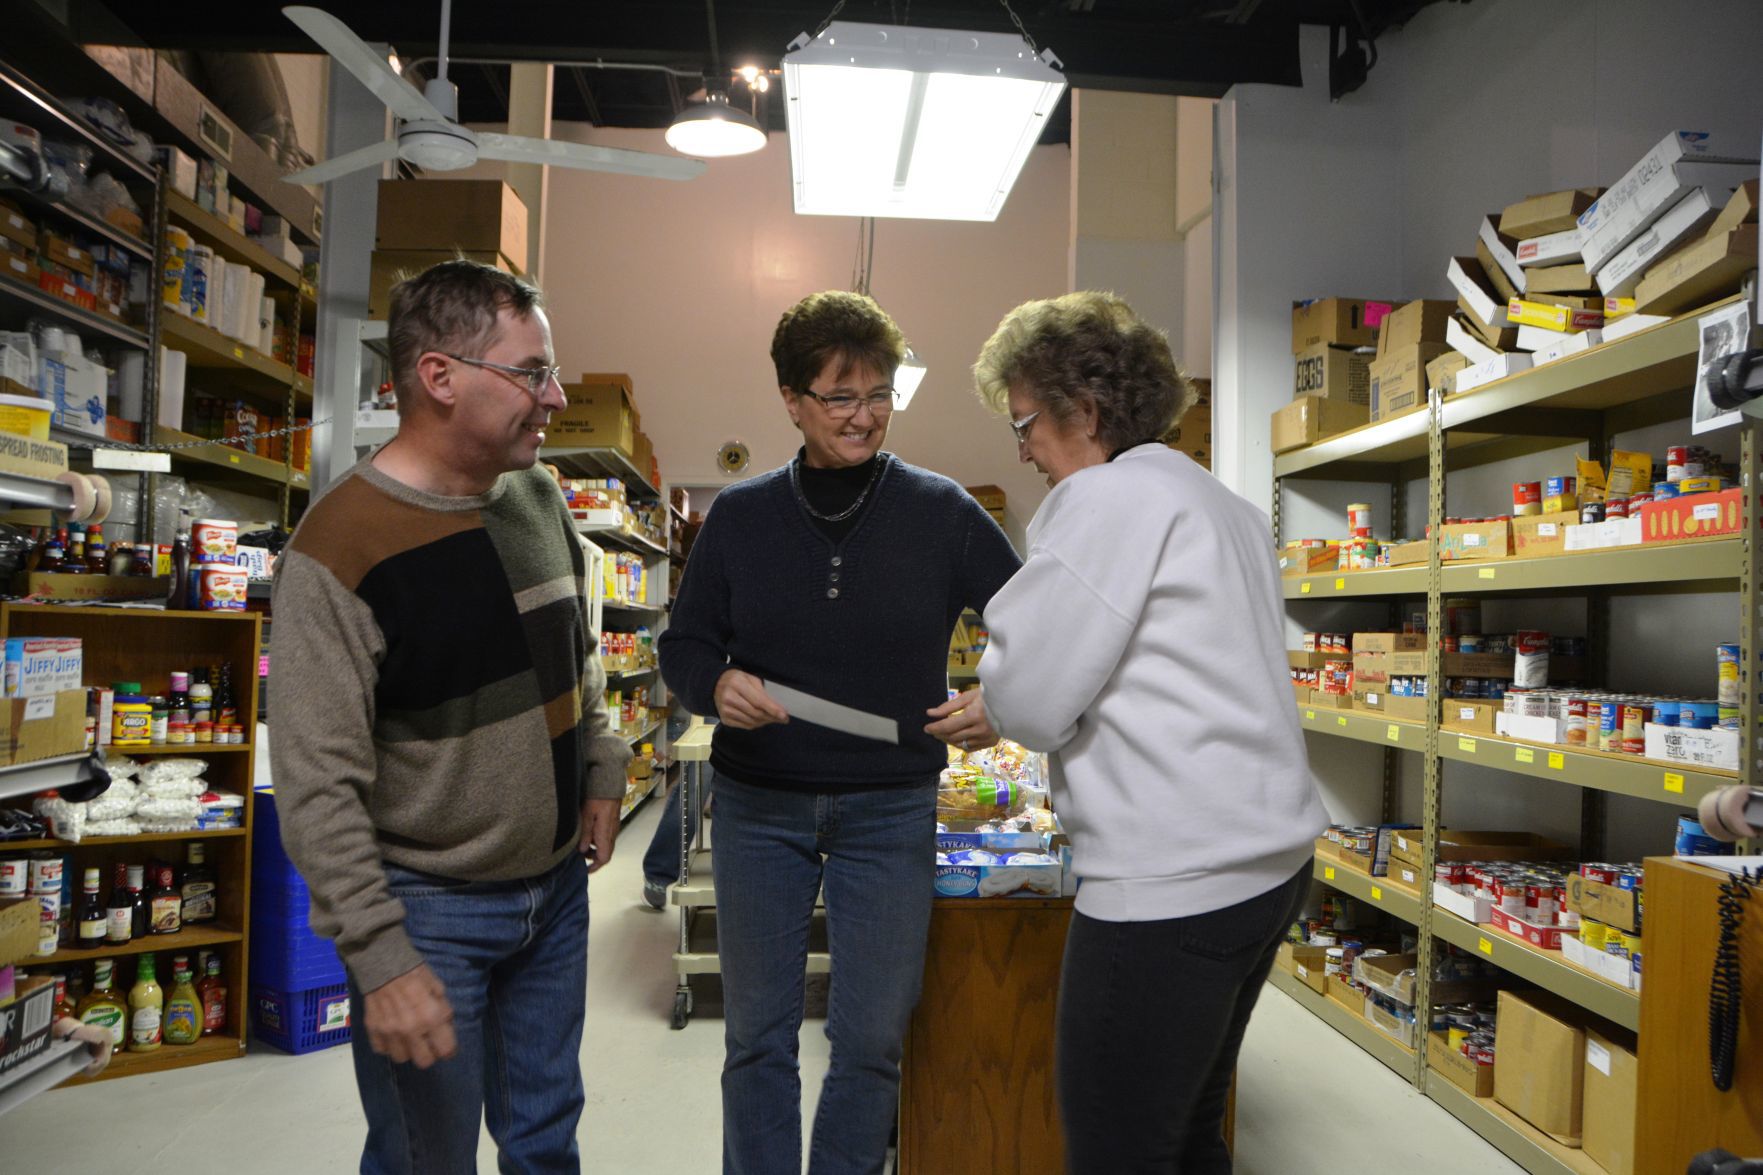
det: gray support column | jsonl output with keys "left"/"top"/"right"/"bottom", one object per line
{"left": 505, "top": 64, "right": 554, "bottom": 283}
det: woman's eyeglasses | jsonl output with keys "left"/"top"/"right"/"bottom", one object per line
{"left": 1009, "top": 410, "right": 1042, "bottom": 447}
{"left": 798, "top": 389, "right": 901, "bottom": 418}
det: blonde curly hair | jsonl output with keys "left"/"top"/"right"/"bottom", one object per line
{"left": 972, "top": 291, "right": 1195, "bottom": 449}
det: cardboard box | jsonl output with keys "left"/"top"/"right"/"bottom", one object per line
{"left": 0, "top": 687, "right": 88, "bottom": 765}
{"left": 1288, "top": 650, "right": 1334, "bottom": 670}
{"left": 1289, "top": 945, "right": 1331, "bottom": 994}
{"left": 1524, "top": 262, "right": 1595, "bottom": 295}
{"left": 965, "top": 484, "right": 1007, "bottom": 512}
{"left": 551, "top": 374, "right": 638, "bottom": 453}
{"left": 1327, "top": 973, "right": 1363, "bottom": 1013}
{"left": 1383, "top": 695, "right": 1428, "bottom": 723}
{"left": 377, "top": 179, "right": 529, "bottom": 262}
{"left": 1442, "top": 699, "right": 1500, "bottom": 733}
{"left": 1462, "top": 307, "right": 1521, "bottom": 352}
{"left": 1565, "top": 516, "right": 1645, "bottom": 552}
{"left": 1430, "top": 1032, "right": 1496, "bottom": 1098}
{"left": 1444, "top": 316, "right": 1500, "bottom": 366}
{"left": 1501, "top": 188, "right": 1601, "bottom": 240}
{"left": 1389, "top": 829, "right": 1573, "bottom": 878}
{"left": 1600, "top": 313, "right": 1671, "bottom": 342}
{"left": 1531, "top": 329, "right": 1602, "bottom": 367}
{"left": 1642, "top": 722, "right": 1740, "bottom": 772}
{"left": 1439, "top": 520, "right": 1511, "bottom": 561}
{"left": 1379, "top": 299, "right": 1454, "bottom": 356}
{"left": 1434, "top": 884, "right": 1494, "bottom": 924}
{"left": 1492, "top": 905, "right": 1569, "bottom": 950}
{"left": 1274, "top": 940, "right": 1296, "bottom": 975}
{"left": 1596, "top": 186, "right": 1720, "bottom": 296}
{"left": 1164, "top": 408, "right": 1210, "bottom": 467}
{"left": 16, "top": 573, "right": 172, "bottom": 602}
{"left": 1278, "top": 543, "right": 1340, "bottom": 576}
{"left": 1383, "top": 539, "right": 1430, "bottom": 567}
{"left": 1270, "top": 396, "right": 1366, "bottom": 454}
{"left": 1307, "top": 691, "right": 1354, "bottom": 711}
{"left": 1634, "top": 224, "right": 1760, "bottom": 316}
{"left": 1508, "top": 297, "right": 1603, "bottom": 333}
{"left": 1578, "top": 132, "right": 1755, "bottom": 273}
{"left": 1479, "top": 216, "right": 1528, "bottom": 295}
{"left": 1293, "top": 342, "right": 1370, "bottom": 404}
{"left": 0, "top": 974, "right": 55, "bottom": 1077}
{"left": 39, "top": 232, "right": 93, "bottom": 278}
{"left": 1447, "top": 256, "right": 1513, "bottom": 330}
{"left": 1476, "top": 237, "right": 1521, "bottom": 304}
{"left": 1363, "top": 995, "right": 1417, "bottom": 1048}
{"left": 0, "top": 199, "right": 35, "bottom": 251}
{"left": 0, "top": 899, "right": 36, "bottom": 967}
{"left": 368, "top": 248, "right": 515, "bottom": 320}
{"left": 1707, "top": 179, "right": 1760, "bottom": 238}
{"left": 1494, "top": 989, "right": 1589, "bottom": 1144}
{"left": 1516, "top": 228, "right": 1584, "bottom": 268}
{"left": 1636, "top": 486, "right": 1741, "bottom": 544}
{"left": 1512, "top": 511, "right": 1580, "bottom": 557}
{"left": 1, "top": 251, "right": 39, "bottom": 289}
{"left": 1352, "top": 632, "right": 1427, "bottom": 655}
{"left": 1567, "top": 874, "right": 1643, "bottom": 936}
{"left": 1369, "top": 344, "right": 1448, "bottom": 423}
{"left": 1583, "top": 1028, "right": 1639, "bottom": 1175}
{"left": 1291, "top": 297, "right": 1390, "bottom": 352}
{"left": 1455, "top": 352, "right": 1533, "bottom": 394}
{"left": 0, "top": 430, "right": 68, "bottom": 528}
{"left": 632, "top": 430, "right": 655, "bottom": 489}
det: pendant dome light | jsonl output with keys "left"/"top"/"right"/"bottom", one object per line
{"left": 666, "top": 0, "right": 767, "bottom": 158}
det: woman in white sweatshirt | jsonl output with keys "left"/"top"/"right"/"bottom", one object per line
{"left": 973, "top": 292, "right": 1329, "bottom": 1174}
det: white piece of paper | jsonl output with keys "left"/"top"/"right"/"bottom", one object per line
{"left": 1676, "top": 855, "right": 1763, "bottom": 876}
{"left": 1586, "top": 1039, "right": 1612, "bottom": 1077}
{"left": 762, "top": 681, "right": 899, "bottom": 745}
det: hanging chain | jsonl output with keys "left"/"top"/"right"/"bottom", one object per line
{"left": 64, "top": 415, "right": 334, "bottom": 455}
{"left": 999, "top": 0, "right": 1038, "bottom": 51}
{"left": 811, "top": 0, "right": 847, "bottom": 38}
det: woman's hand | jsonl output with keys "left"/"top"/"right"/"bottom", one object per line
{"left": 715, "top": 670, "right": 791, "bottom": 730}
{"left": 925, "top": 688, "right": 1001, "bottom": 752}
{"left": 51, "top": 1016, "right": 112, "bottom": 1077}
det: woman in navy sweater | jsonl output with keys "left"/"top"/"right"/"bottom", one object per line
{"left": 659, "top": 291, "right": 1021, "bottom": 1175}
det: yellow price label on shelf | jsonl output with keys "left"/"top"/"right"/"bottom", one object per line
{"left": 233, "top": 346, "right": 245, "bottom": 360}
{"left": 1387, "top": 725, "right": 1400, "bottom": 742}
{"left": 1305, "top": 710, "right": 1316, "bottom": 721}
{"left": 1515, "top": 747, "right": 1535, "bottom": 764}
{"left": 1370, "top": 886, "right": 1383, "bottom": 901}
{"left": 1335, "top": 578, "right": 1346, "bottom": 590}
{"left": 1479, "top": 567, "right": 1496, "bottom": 579}
{"left": 227, "top": 454, "right": 240, "bottom": 465}
{"left": 1458, "top": 736, "right": 1477, "bottom": 752}
{"left": 1664, "top": 772, "right": 1685, "bottom": 794}
{"left": 1324, "top": 866, "right": 1337, "bottom": 880}
{"left": 1478, "top": 937, "right": 1494, "bottom": 956}
{"left": 1301, "top": 581, "right": 1313, "bottom": 594}
{"left": 1337, "top": 716, "right": 1348, "bottom": 727}
{"left": 1548, "top": 752, "right": 1565, "bottom": 770}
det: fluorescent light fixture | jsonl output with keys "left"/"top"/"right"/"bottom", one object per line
{"left": 783, "top": 21, "right": 1066, "bottom": 221}
{"left": 665, "top": 92, "right": 767, "bottom": 158}
{"left": 894, "top": 347, "right": 927, "bottom": 409}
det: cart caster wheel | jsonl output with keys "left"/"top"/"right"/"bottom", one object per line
{"left": 671, "top": 992, "right": 690, "bottom": 1030}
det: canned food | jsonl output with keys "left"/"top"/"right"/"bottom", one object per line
{"left": 27, "top": 853, "right": 62, "bottom": 895}
{"left": 1579, "top": 919, "right": 1609, "bottom": 951}
{"left": 195, "top": 564, "right": 248, "bottom": 611}
{"left": 1565, "top": 696, "right": 1588, "bottom": 746}
{"left": 1653, "top": 481, "right": 1678, "bottom": 501}
{"left": 1445, "top": 598, "right": 1482, "bottom": 638}
{"left": 1448, "top": 1026, "right": 1471, "bottom": 1050}
{"left": 1717, "top": 644, "right": 1741, "bottom": 706}
{"left": 1580, "top": 502, "right": 1606, "bottom": 524}
{"left": 1513, "top": 482, "right": 1542, "bottom": 516}
{"left": 1621, "top": 702, "right": 1652, "bottom": 754}
{"left": 0, "top": 858, "right": 24, "bottom": 897}
{"left": 1347, "top": 503, "right": 1373, "bottom": 537}
{"left": 191, "top": 518, "right": 238, "bottom": 564}
{"left": 1652, "top": 703, "right": 1679, "bottom": 728}
{"left": 1459, "top": 634, "right": 1483, "bottom": 654}
{"left": 1667, "top": 445, "right": 1689, "bottom": 481}
{"left": 1720, "top": 705, "right": 1741, "bottom": 731}
{"left": 1598, "top": 701, "right": 1622, "bottom": 752}
{"left": 1325, "top": 947, "right": 1346, "bottom": 976}
{"left": 1679, "top": 475, "right": 1725, "bottom": 495}
{"left": 1605, "top": 497, "right": 1629, "bottom": 519}
{"left": 1682, "top": 700, "right": 1719, "bottom": 729}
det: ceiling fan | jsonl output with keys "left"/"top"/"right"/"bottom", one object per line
{"left": 281, "top": 3, "right": 707, "bottom": 185}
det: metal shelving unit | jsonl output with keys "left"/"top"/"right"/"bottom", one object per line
{"left": 1275, "top": 295, "right": 1756, "bottom": 1169}
{"left": 1265, "top": 968, "right": 1415, "bottom": 1079}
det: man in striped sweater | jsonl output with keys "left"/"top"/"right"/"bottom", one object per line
{"left": 270, "top": 261, "right": 629, "bottom": 1174}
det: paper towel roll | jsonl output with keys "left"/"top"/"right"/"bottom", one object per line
{"left": 158, "top": 346, "right": 188, "bottom": 430}
{"left": 219, "top": 261, "right": 243, "bottom": 340}
{"left": 189, "top": 245, "right": 213, "bottom": 325}
{"left": 244, "top": 272, "right": 266, "bottom": 347}
{"left": 258, "top": 294, "right": 276, "bottom": 356}
{"left": 117, "top": 351, "right": 145, "bottom": 422}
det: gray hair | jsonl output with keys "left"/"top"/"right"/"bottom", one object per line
{"left": 388, "top": 259, "right": 545, "bottom": 413}
{"left": 972, "top": 291, "right": 1195, "bottom": 450}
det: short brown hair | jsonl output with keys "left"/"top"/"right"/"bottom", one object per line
{"left": 388, "top": 259, "right": 544, "bottom": 413}
{"left": 972, "top": 291, "right": 1194, "bottom": 450}
{"left": 770, "top": 291, "right": 907, "bottom": 394}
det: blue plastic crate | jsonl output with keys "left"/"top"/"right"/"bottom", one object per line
{"left": 252, "top": 787, "right": 306, "bottom": 886}
{"left": 251, "top": 911, "right": 346, "bottom": 989}
{"left": 250, "top": 874, "right": 312, "bottom": 922}
{"left": 252, "top": 982, "right": 352, "bottom": 1055}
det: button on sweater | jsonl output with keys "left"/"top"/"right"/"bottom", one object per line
{"left": 659, "top": 454, "right": 1021, "bottom": 790}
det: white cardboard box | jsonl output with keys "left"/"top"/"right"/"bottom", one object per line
{"left": 1434, "top": 887, "right": 1494, "bottom": 925}
{"left": 1455, "top": 352, "right": 1533, "bottom": 393}
{"left": 1643, "top": 723, "right": 1740, "bottom": 771}
{"left": 1497, "top": 712, "right": 1563, "bottom": 745}
{"left": 1601, "top": 313, "right": 1672, "bottom": 342}
{"left": 1447, "top": 256, "right": 1511, "bottom": 329}
{"left": 1516, "top": 228, "right": 1583, "bottom": 267}
{"left": 1445, "top": 316, "right": 1500, "bottom": 366}
{"left": 1532, "top": 329, "right": 1603, "bottom": 367}
{"left": 1478, "top": 216, "right": 1527, "bottom": 294}
{"left": 1565, "top": 517, "right": 1645, "bottom": 551}
{"left": 1596, "top": 187, "right": 1720, "bottom": 296}
{"left": 1515, "top": 323, "right": 1576, "bottom": 353}
{"left": 1579, "top": 131, "right": 1755, "bottom": 272}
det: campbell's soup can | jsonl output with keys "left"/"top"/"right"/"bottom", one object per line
{"left": 28, "top": 853, "right": 62, "bottom": 895}
{"left": 195, "top": 565, "right": 248, "bottom": 611}
{"left": 191, "top": 518, "right": 238, "bottom": 564}
{"left": 1580, "top": 502, "right": 1605, "bottom": 524}
{"left": 1620, "top": 702, "right": 1652, "bottom": 754}
{"left": 0, "top": 857, "right": 26, "bottom": 897}
{"left": 1513, "top": 482, "right": 1542, "bottom": 516}
{"left": 1667, "top": 445, "right": 1689, "bottom": 481}
{"left": 1605, "top": 497, "right": 1629, "bottom": 519}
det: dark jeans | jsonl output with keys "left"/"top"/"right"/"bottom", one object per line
{"left": 710, "top": 770, "right": 938, "bottom": 1175}
{"left": 1056, "top": 865, "right": 1309, "bottom": 1175}
{"left": 347, "top": 853, "right": 590, "bottom": 1175}
{"left": 641, "top": 778, "right": 702, "bottom": 886}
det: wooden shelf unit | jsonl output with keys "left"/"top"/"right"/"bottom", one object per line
{"left": 2, "top": 603, "right": 262, "bottom": 1082}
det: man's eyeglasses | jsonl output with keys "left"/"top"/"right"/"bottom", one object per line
{"left": 443, "top": 352, "right": 564, "bottom": 399}
{"left": 798, "top": 389, "right": 901, "bottom": 419}
{"left": 1009, "top": 410, "right": 1042, "bottom": 447}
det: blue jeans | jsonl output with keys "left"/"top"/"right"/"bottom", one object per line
{"left": 347, "top": 853, "right": 590, "bottom": 1175}
{"left": 642, "top": 778, "right": 702, "bottom": 886}
{"left": 711, "top": 771, "right": 938, "bottom": 1175}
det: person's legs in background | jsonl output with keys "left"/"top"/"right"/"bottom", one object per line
{"left": 641, "top": 781, "right": 688, "bottom": 909}
{"left": 710, "top": 773, "right": 825, "bottom": 1175}
{"left": 808, "top": 781, "right": 938, "bottom": 1175}
{"left": 1055, "top": 866, "right": 1309, "bottom": 1175}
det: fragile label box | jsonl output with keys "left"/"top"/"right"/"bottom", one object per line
{"left": 1369, "top": 344, "right": 1448, "bottom": 423}
{"left": 551, "top": 374, "right": 638, "bottom": 454}
{"left": 1636, "top": 487, "right": 1741, "bottom": 544}
{"left": 1270, "top": 396, "right": 1366, "bottom": 454}
{"left": 1291, "top": 297, "right": 1390, "bottom": 352}
{"left": 1494, "top": 989, "right": 1590, "bottom": 1145}
{"left": 376, "top": 179, "right": 529, "bottom": 263}
{"left": 1293, "top": 342, "right": 1370, "bottom": 404}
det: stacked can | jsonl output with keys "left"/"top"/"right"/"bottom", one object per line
{"left": 1717, "top": 643, "right": 1741, "bottom": 729}
{"left": 1666, "top": 445, "right": 1711, "bottom": 483}
{"left": 1347, "top": 503, "right": 1373, "bottom": 538}
{"left": 1544, "top": 476, "right": 1577, "bottom": 513}
{"left": 1513, "top": 482, "right": 1542, "bottom": 516}
{"left": 1345, "top": 537, "right": 1381, "bottom": 570}
{"left": 28, "top": 851, "right": 64, "bottom": 957}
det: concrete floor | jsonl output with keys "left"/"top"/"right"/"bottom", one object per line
{"left": 3, "top": 793, "right": 1520, "bottom": 1173}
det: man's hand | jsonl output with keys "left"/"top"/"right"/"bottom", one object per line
{"left": 362, "top": 964, "right": 456, "bottom": 1069}
{"left": 579, "top": 796, "right": 620, "bottom": 873}
{"left": 52, "top": 1016, "right": 112, "bottom": 1077}
{"left": 714, "top": 669, "right": 790, "bottom": 730}
{"left": 926, "top": 688, "right": 1001, "bottom": 752}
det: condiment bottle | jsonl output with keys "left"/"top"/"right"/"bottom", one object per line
{"left": 180, "top": 842, "right": 215, "bottom": 924}
{"left": 128, "top": 953, "right": 164, "bottom": 1052}
{"left": 77, "top": 959, "right": 126, "bottom": 1049}
{"left": 162, "top": 956, "right": 201, "bottom": 1045}
{"left": 149, "top": 864, "right": 182, "bottom": 935}
{"left": 105, "top": 862, "right": 133, "bottom": 945}
{"left": 196, "top": 952, "right": 227, "bottom": 1035}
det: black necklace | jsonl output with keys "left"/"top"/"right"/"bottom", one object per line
{"left": 792, "top": 455, "right": 884, "bottom": 523}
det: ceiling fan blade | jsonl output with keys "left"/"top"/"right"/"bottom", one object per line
{"left": 283, "top": 6, "right": 445, "bottom": 124}
{"left": 284, "top": 138, "right": 402, "bottom": 185}
{"left": 476, "top": 133, "right": 707, "bottom": 181}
